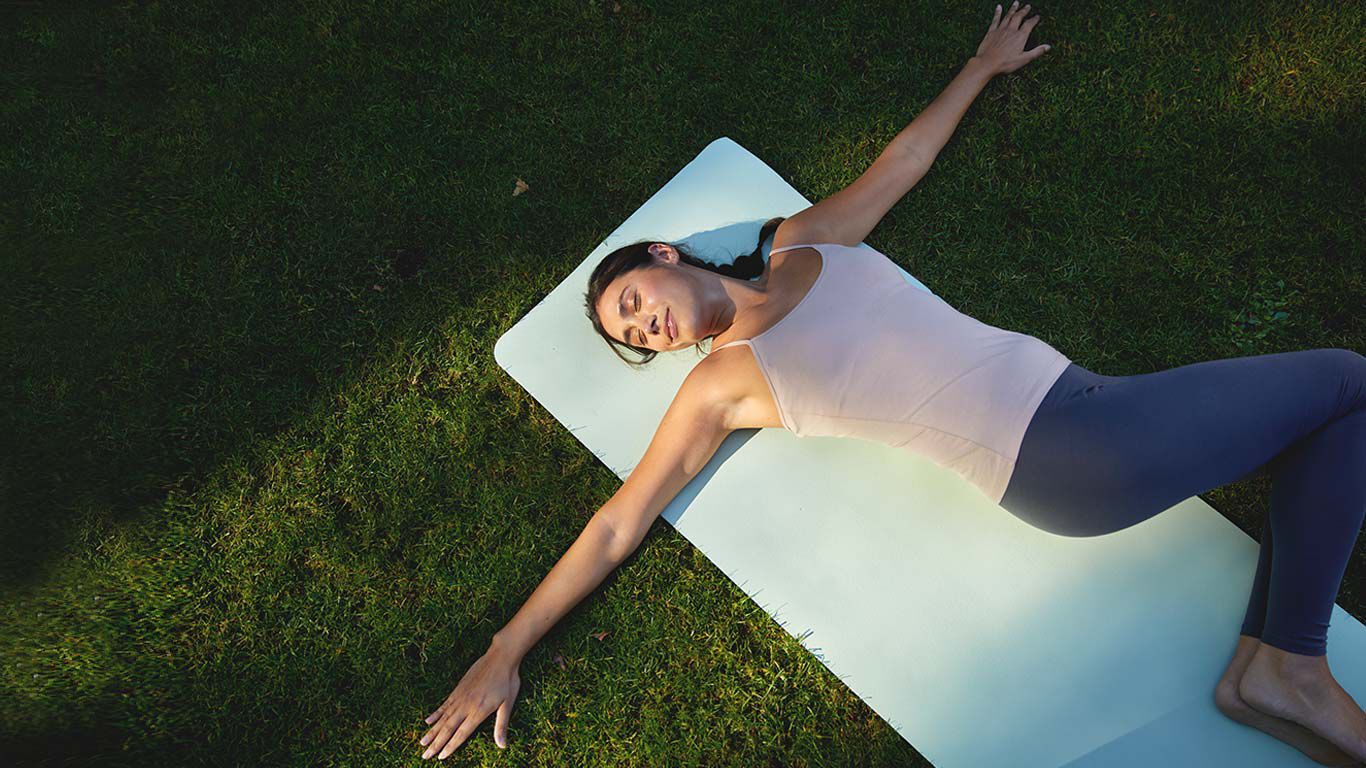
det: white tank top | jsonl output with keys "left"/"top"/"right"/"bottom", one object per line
{"left": 709, "top": 242, "right": 1072, "bottom": 504}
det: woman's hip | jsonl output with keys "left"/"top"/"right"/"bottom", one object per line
{"left": 998, "top": 348, "right": 1366, "bottom": 537}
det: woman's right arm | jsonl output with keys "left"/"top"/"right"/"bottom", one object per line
{"left": 418, "top": 359, "right": 740, "bottom": 758}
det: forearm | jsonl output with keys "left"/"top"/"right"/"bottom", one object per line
{"left": 489, "top": 515, "right": 625, "bottom": 661}
{"left": 886, "top": 57, "right": 996, "bottom": 168}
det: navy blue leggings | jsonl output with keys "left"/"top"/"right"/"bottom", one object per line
{"left": 998, "top": 348, "right": 1366, "bottom": 657}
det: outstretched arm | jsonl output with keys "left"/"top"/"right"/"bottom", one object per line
{"left": 417, "top": 360, "right": 738, "bottom": 758}
{"left": 782, "top": 2, "right": 1049, "bottom": 248}
{"left": 898, "top": 3, "right": 1048, "bottom": 170}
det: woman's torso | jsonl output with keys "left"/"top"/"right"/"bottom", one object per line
{"left": 703, "top": 238, "right": 1072, "bottom": 504}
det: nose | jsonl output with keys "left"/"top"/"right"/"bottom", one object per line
{"left": 635, "top": 313, "right": 659, "bottom": 346}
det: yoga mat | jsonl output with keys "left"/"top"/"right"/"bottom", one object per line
{"left": 493, "top": 137, "right": 1366, "bottom": 767}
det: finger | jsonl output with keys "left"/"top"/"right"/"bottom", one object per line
{"left": 421, "top": 721, "right": 445, "bottom": 758}
{"left": 437, "top": 717, "right": 480, "bottom": 759}
{"left": 494, "top": 698, "right": 513, "bottom": 749}
{"left": 420, "top": 705, "right": 455, "bottom": 745}
{"left": 420, "top": 713, "right": 440, "bottom": 744}
{"left": 1026, "top": 43, "right": 1051, "bottom": 60}
{"left": 420, "top": 717, "right": 443, "bottom": 747}
{"left": 1012, "top": 4, "right": 1031, "bottom": 31}
{"left": 1004, "top": 0, "right": 1019, "bottom": 27}
{"left": 1023, "top": 15, "right": 1041, "bottom": 35}
{"left": 989, "top": 3, "right": 1002, "bottom": 31}
{"left": 425, "top": 690, "right": 457, "bottom": 724}
{"left": 421, "top": 711, "right": 466, "bottom": 758}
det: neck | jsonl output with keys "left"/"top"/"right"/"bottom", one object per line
{"left": 706, "top": 273, "right": 770, "bottom": 343}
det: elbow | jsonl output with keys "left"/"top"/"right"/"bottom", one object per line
{"left": 594, "top": 502, "right": 655, "bottom": 563}
{"left": 598, "top": 514, "right": 642, "bottom": 564}
{"left": 605, "top": 524, "right": 644, "bottom": 564}
{"left": 888, "top": 138, "right": 933, "bottom": 175}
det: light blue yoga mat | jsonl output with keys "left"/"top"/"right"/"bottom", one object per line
{"left": 493, "top": 137, "right": 1366, "bottom": 767}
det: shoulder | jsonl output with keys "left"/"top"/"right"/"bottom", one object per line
{"left": 685, "top": 347, "right": 746, "bottom": 405}
{"left": 681, "top": 345, "right": 766, "bottom": 431}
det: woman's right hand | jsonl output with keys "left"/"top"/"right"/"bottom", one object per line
{"left": 974, "top": 2, "right": 1050, "bottom": 76}
{"left": 419, "top": 646, "right": 522, "bottom": 759}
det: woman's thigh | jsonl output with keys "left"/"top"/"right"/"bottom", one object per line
{"left": 999, "top": 349, "right": 1359, "bottom": 537}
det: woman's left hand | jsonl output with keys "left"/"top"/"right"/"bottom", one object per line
{"left": 975, "top": 2, "right": 1050, "bottom": 76}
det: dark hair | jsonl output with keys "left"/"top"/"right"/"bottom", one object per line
{"left": 582, "top": 216, "right": 786, "bottom": 366}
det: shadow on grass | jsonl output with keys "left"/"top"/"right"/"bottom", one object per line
{"left": 0, "top": 647, "right": 355, "bottom": 767}
{"left": 1, "top": 222, "right": 458, "bottom": 590}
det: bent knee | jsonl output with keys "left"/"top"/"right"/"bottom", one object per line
{"left": 1323, "top": 346, "right": 1366, "bottom": 367}
{"left": 1323, "top": 347, "right": 1366, "bottom": 403}
{"left": 1309, "top": 346, "right": 1366, "bottom": 375}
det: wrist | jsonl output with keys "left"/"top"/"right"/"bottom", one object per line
{"left": 966, "top": 56, "right": 998, "bottom": 79}
{"left": 489, "top": 632, "right": 527, "bottom": 663}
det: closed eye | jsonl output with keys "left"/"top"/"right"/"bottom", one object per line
{"left": 634, "top": 292, "right": 645, "bottom": 345}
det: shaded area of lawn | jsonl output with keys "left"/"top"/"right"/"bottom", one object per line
{"left": 2, "top": 1, "right": 1363, "bottom": 766}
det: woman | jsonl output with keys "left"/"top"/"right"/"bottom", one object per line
{"left": 419, "top": 4, "right": 1366, "bottom": 762}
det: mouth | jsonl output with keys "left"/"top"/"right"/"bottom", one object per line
{"left": 666, "top": 308, "right": 675, "bottom": 343}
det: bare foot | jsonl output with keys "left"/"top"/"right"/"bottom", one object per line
{"left": 1216, "top": 635, "right": 1363, "bottom": 766}
{"left": 1237, "top": 640, "right": 1366, "bottom": 763}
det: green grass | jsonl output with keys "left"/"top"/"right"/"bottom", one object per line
{"left": 2, "top": 0, "right": 1364, "bottom": 765}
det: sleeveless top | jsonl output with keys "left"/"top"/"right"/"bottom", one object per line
{"left": 708, "top": 242, "right": 1072, "bottom": 505}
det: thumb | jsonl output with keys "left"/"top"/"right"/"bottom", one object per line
{"left": 493, "top": 699, "right": 513, "bottom": 749}
{"left": 1029, "top": 44, "right": 1051, "bottom": 59}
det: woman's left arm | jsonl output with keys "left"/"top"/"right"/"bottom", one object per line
{"left": 783, "top": 2, "right": 1049, "bottom": 248}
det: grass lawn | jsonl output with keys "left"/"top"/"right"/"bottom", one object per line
{"left": 2, "top": 1, "right": 1363, "bottom": 765}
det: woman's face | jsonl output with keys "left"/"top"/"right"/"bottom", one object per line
{"left": 595, "top": 244, "right": 702, "bottom": 353}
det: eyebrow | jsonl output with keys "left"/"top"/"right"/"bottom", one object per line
{"left": 618, "top": 284, "right": 635, "bottom": 346}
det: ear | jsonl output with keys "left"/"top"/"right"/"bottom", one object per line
{"left": 649, "top": 243, "right": 679, "bottom": 264}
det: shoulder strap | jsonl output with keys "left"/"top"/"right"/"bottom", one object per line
{"left": 770, "top": 242, "right": 823, "bottom": 255}
{"left": 711, "top": 338, "right": 751, "bottom": 352}
{"left": 710, "top": 243, "right": 825, "bottom": 354}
